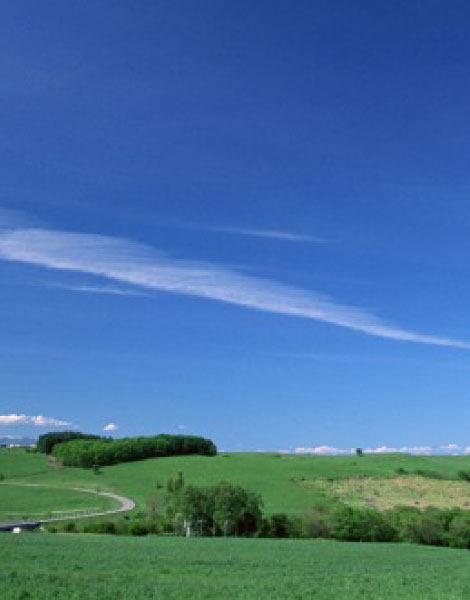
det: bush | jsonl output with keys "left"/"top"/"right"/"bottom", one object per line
{"left": 457, "top": 470, "right": 470, "bottom": 482}
{"left": 259, "top": 514, "right": 293, "bottom": 538}
{"left": 63, "top": 522, "right": 77, "bottom": 533}
{"left": 447, "top": 512, "right": 470, "bottom": 548}
{"left": 388, "top": 506, "right": 449, "bottom": 546}
{"left": 330, "top": 505, "right": 395, "bottom": 542}
{"left": 130, "top": 522, "right": 148, "bottom": 536}
{"left": 83, "top": 520, "right": 117, "bottom": 534}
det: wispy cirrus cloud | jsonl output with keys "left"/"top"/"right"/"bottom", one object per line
{"left": 50, "top": 283, "right": 146, "bottom": 297}
{"left": 0, "top": 225, "right": 468, "bottom": 349}
{"left": 0, "top": 414, "right": 72, "bottom": 427}
{"left": 210, "top": 226, "right": 331, "bottom": 244}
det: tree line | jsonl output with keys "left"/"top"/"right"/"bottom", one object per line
{"left": 37, "top": 431, "right": 102, "bottom": 454}
{"left": 51, "top": 434, "right": 217, "bottom": 467}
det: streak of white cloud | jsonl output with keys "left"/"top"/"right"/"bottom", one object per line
{"left": 0, "top": 414, "right": 72, "bottom": 427}
{"left": 0, "top": 226, "right": 468, "bottom": 348}
{"left": 103, "top": 423, "right": 118, "bottom": 432}
{"left": 51, "top": 283, "right": 145, "bottom": 297}
{"left": 212, "top": 226, "right": 330, "bottom": 243}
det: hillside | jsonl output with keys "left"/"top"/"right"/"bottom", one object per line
{"left": 4, "top": 449, "right": 470, "bottom": 517}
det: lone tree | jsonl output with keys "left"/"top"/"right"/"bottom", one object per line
{"left": 356, "top": 447, "right": 364, "bottom": 457}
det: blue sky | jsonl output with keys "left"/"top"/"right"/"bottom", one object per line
{"left": 2, "top": 1, "right": 470, "bottom": 453}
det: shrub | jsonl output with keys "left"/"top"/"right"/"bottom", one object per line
{"left": 330, "top": 505, "right": 395, "bottom": 542}
{"left": 130, "top": 522, "right": 148, "bottom": 536}
{"left": 457, "top": 470, "right": 470, "bottom": 482}
{"left": 259, "top": 514, "right": 293, "bottom": 538}
{"left": 448, "top": 512, "right": 470, "bottom": 548}
{"left": 388, "top": 506, "right": 448, "bottom": 546}
{"left": 63, "top": 522, "right": 77, "bottom": 533}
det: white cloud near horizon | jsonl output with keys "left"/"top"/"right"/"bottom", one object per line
{"left": 0, "top": 414, "right": 72, "bottom": 427}
{"left": 0, "top": 226, "right": 468, "bottom": 349}
{"left": 440, "top": 443, "right": 460, "bottom": 455}
{"left": 294, "top": 446, "right": 353, "bottom": 455}
{"left": 103, "top": 423, "right": 118, "bottom": 432}
{"left": 293, "top": 445, "right": 434, "bottom": 455}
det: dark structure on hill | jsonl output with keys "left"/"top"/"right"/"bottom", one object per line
{"left": 0, "top": 520, "right": 41, "bottom": 532}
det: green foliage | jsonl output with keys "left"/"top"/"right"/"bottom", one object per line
{"left": 36, "top": 431, "right": 102, "bottom": 455}
{"left": 259, "top": 513, "right": 297, "bottom": 538}
{"left": 412, "top": 469, "right": 443, "bottom": 479}
{"left": 457, "top": 469, "right": 470, "bottom": 482}
{"left": 52, "top": 434, "right": 217, "bottom": 467}
{"left": 167, "top": 480, "right": 263, "bottom": 537}
{"left": 447, "top": 512, "right": 470, "bottom": 548}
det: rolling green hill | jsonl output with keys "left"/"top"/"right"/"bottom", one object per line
{"left": 4, "top": 449, "right": 470, "bottom": 517}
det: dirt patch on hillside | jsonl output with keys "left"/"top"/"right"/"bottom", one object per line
{"left": 301, "top": 476, "right": 470, "bottom": 510}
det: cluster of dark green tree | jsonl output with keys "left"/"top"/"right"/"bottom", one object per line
{"left": 165, "top": 474, "right": 263, "bottom": 536}
{"left": 52, "top": 434, "right": 217, "bottom": 467}
{"left": 299, "top": 503, "right": 470, "bottom": 548}
{"left": 36, "top": 431, "right": 102, "bottom": 454}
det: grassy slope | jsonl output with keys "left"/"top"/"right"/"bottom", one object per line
{"left": 3, "top": 534, "right": 470, "bottom": 599}
{"left": 0, "top": 485, "right": 118, "bottom": 520}
{"left": 4, "top": 449, "right": 470, "bottom": 516}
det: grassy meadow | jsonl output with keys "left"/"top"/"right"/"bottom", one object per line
{"left": 4, "top": 449, "right": 470, "bottom": 517}
{"left": 3, "top": 534, "right": 470, "bottom": 600}
{"left": 0, "top": 484, "right": 118, "bottom": 520}
{"left": 4, "top": 449, "right": 470, "bottom": 598}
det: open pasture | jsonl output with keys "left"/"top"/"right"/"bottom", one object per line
{"left": 5, "top": 449, "right": 470, "bottom": 515}
{"left": 3, "top": 534, "right": 470, "bottom": 599}
{"left": 0, "top": 484, "right": 119, "bottom": 520}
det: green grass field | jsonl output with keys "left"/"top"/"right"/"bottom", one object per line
{"left": 4, "top": 449, "right": 470, "bottom": 598}
{"left": 4, "top": 449, "right": 470, "bottom": 516}
{"left": 0, "top": 484, "right": 118, "bottom": 520}
{"left": 3, "top": 534, "right": 470, "bottom": 599}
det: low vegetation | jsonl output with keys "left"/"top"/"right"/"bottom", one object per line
{"left": 3, "top": 534, "right": 470, "bottom": 599}
{"left": 307, "top": 476, "right": 470, "bottom": 510}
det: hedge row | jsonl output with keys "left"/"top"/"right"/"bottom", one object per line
{"left": 52, "top": 434, "right": 217, "bottom": 467}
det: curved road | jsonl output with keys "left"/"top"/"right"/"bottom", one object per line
{"left": 0, "top": 483, "right": 135, "bottom": 525}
